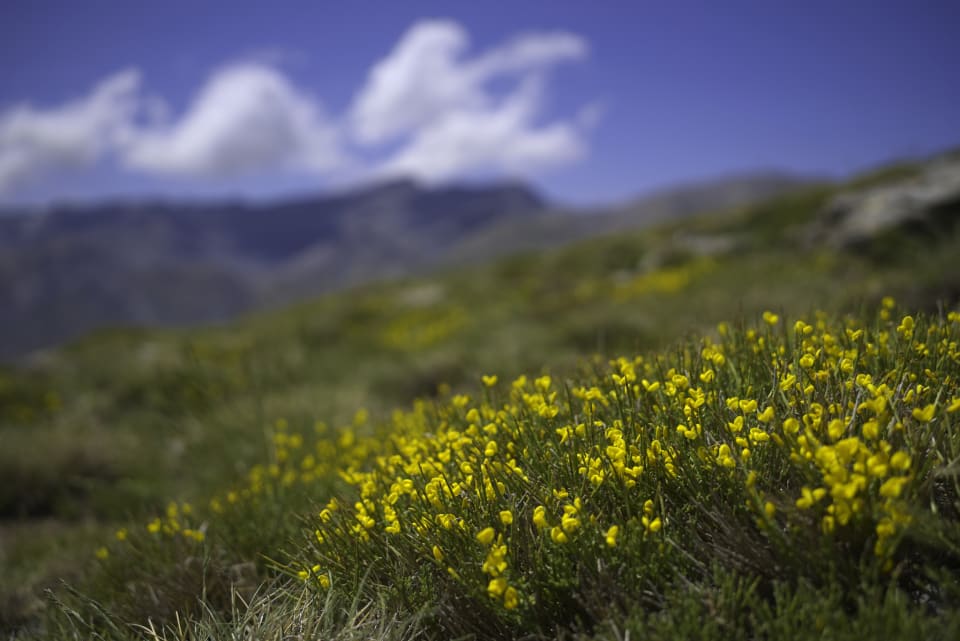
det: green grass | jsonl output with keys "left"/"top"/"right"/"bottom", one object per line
{"left": 3, "top": 166, "right": 960, "bottom": 638}
{"left": 35, "top": 303, "right": 960, "bottom": 640}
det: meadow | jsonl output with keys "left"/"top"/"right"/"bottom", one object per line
{"left": 3, "top": 161, "right": 960, "bottom": 639}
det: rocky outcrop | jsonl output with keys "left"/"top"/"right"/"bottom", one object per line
{"left": 814, "top": 157, "right": 960, "bottom": 247}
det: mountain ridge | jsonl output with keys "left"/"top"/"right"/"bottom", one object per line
{"left": 0, "top": 172, "right": 812, "bottom": 360}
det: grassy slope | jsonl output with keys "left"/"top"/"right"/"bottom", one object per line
{"left": 2, "top": 162, "right": 959, "bottom": 637}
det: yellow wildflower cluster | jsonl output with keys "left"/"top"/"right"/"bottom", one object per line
{"left": 141, "top": 501, "right": 206, "bottom": 543}
{"left": 297, "top": 302, "right": 958, "bottom": 607}
{"left": 612, "top": 258, "right": 714, "bottom": 302}
{"left": 101, "top": 301, "right": 960, "bottom": 618}
{"left": 379, "top": 305, "right": 468, "bottom": 351}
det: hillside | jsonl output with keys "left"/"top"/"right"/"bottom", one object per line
{"left": 2, "top": 153, "right": 960, "bottom": 638}
{"left": 0, "top": 180, "right": 544, "bottom": 359}
{"left": 0, "top": 173, "right": 809, "bottom": 360}
{"left": 446, "top": 172, "right": 815, "bottom": 263}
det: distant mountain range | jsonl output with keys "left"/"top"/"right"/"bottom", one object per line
{"left": 0, "top": 172, "right": 813, "bottom": 360}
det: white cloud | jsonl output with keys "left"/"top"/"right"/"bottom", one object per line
{"left": 349, "top": 19, "right": 590, "bottom": 154}
{"left": 123, "top": 63, "right": 342, "bottom": 177}
{"left": 0, "top": 69, "right": 140, "bottom": 193}
{"left": 470, "top": 30, "right": 587, "bottom": 78}
{"left": 349, "top": 20, "right": 479, "bottom": 146}
{"left": 379, "top": 77, "right": 584, "bottom": 183}
{"left": 0, "top": 20, "right": 596, "bottom": 198}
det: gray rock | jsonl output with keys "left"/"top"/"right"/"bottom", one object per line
{"left": 815, "top": 158, "right": 960, "bottom": 247}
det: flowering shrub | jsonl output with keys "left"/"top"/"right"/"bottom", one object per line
{"left": 100, "top": 300, "right": 960, "bottom": 637}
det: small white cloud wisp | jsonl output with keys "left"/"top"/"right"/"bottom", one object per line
{"left": 0, "top": 19, "right": 596, "bottom": 197}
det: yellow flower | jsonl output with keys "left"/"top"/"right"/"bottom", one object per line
{"left": 482, "top": 375, "right": 498, "bottom": 387}
{"left": 821, "top": 515, "right": 835, "bottom": 534}
{"left": 782, "top": 417, "right": 800, "bottom": 435}
{"left": 487, "top": 577, "right": 508, "bottom": 598}
{"left": 879, "top": 476, "right": 909, "bottom": 499}
{"left": 947, "top": 397, "right": 960, "bottom": 413}
{"left": 757, "top": 406, "right": 775, "bottom": 423}
{"left": 550, "top": 526, "right": 568, "bottom": 544}
{"left": 897, "top": 316, "right": 915, "bottom": 338}
{"left": 95, "top": 546, "right": 109, "bottom": 560}
{"left": 483, "top": 547, "right": 508, "bottom": 577}
{"left": 561, "top": 513, "right": 581, "bottom": 533}
{"left": 535, "top": 375, "right": 552, "bottom": 392}
{"left": 533, "top": 505, "right": 550, "bottom": 529}
{"left": 432, "top": 545, "right": 444, "bottom": 562}
{"left": 484, "top": 440, "right": 498, "bottom": 457}
{"left": 297, "top": 564, "right": 324, "bottom": 582}
{"left": 184, "top": 528, "right": 205, "bottom": 543}
{"left": 912, "top": 404, "right": 935, "bottom": 423}
{"left": 827, "top": 418, "right": 845, "bottom": 440}
{"left": 476, "top": 527, "right": 496, "bottom": 546}
{"left": 504, "top": 586, "right": 520, "bottom": 610}
{"left": 876, "top": 518, "right": 896, "bottom": 539}
{"left": 605, "top": 525, "right": 619, "bottom": 547}
{"left": 499, "top": 510, "right": 514, "bottom": 526}
{"left": 890, "top": 451, "right": 911, "bottom": 471}
{"left": 780, "top": 374, "right": 800, "bottom": 393}
{"left": 115, "top": 528, "right": 128, "bottom": 542}
{"left": 795, "top": 487, "right": 826, "bottom": 509}
{"left": 866, "top": 455, "right": 889, "bottom": 478}
{"left": 762, "top": 311, "right": 779, "bottom": 326}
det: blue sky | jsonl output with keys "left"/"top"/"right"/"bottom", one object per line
{"left": 1, "top": 1, "right": 958, "bottom": 206}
